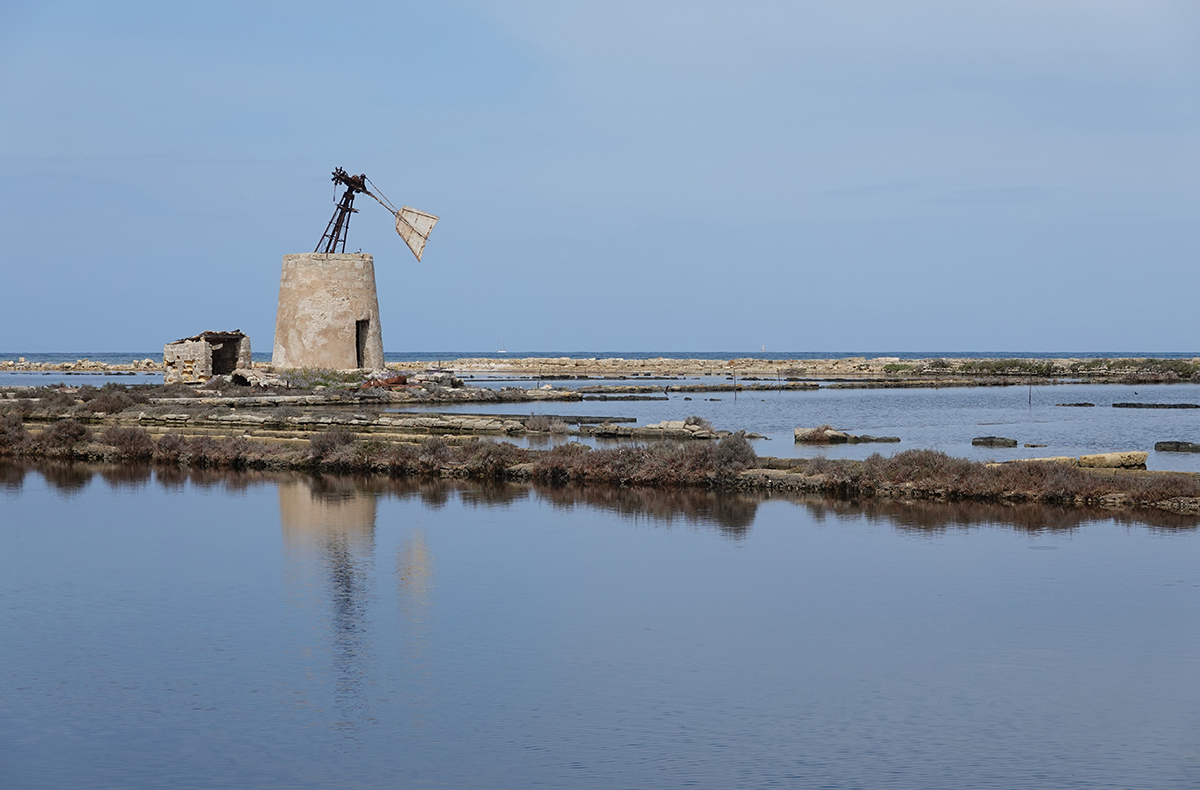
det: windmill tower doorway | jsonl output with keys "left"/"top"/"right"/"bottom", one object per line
{"left": 355, "top": 320, "right": 370, "bottom": 370}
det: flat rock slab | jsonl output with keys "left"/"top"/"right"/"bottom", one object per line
{"left": 794, "top": 428, "right": 900, "bottom": 444}
{"left": 1155, "top": 441, "right": 1200, "bottom": 453}
{"left": 1113, "top": 402, "right": 1200, "bottom": 409}
{"left": 1079, "top": 451, "right": 1148, "bottom": 469}
{"left": 973, "top": 436, "right": 1018, "bottom": 447}
{"left": 1056, "top": 402, "right": 1095, "bottom": 407}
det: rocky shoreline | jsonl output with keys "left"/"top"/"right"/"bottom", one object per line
{"left": 4, "top": 355, "right": 1199, "bottom": 388}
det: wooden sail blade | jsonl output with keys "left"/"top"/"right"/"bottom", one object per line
{"left": 395, "top": 206, "right": 439, "bottom": 262}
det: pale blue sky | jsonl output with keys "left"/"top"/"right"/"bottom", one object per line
{"left": 1, "top": 1, "right": 1197, "bottom": 353}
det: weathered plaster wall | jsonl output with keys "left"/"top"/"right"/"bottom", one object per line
{"left": 272, "top": 253, "right": 385, "bottom": 370}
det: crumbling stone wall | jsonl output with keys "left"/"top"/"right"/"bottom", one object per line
{"left": 164, "top": 331, "right": 252, "bottom": 384}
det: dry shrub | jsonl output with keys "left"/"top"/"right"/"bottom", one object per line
{"left": 101, "top": 425, "right": 154, "bottom": 460}
{"left": 0, "top": 413, "right": 31, "bottom": 452}
{"left": 459, "top": 439, "right": 530, "bottom": 479}
{"left": 40, "top": 419, "right": 91, "bottom": 450}
{"left": 793, "top": 449, "right": 1200, "bottom": 505}
{"left": 417, "top": 436, "right": 451, "bottom": 473}
{"left": 182, "top": 436, "right": 222, "bottom": 467}
{"left": 714, "top": 432, "right": 757, "bottom": 470}
{"left": 310, "top": 429, "right": 356, "bottom": 460}
{"left": 156, "top": 383, "right": 201, "bottom": 398}
{"left": 533, "top": 442, "right": 591, "bottom": 483}
{"left": 380, "top": 442, "right": 420, "bottom": 474}
{"left": 269, "top": 406, "right": 300, "bottom": 425}
{"left": 186, "top": 436, "right": 262, "bottom": 468}
{"left": 525, "top": 414, "right": 567, "bottom": 433}
{"left": 153, "top": 433, "right": 187, "bottom": 464}
{"left": 86, "top": 391, "right": 135, "bottom": 414}
{"left": 36, "top": 388, "right": 77, "bottom": 411}
{"left": 1122, "top": 473, "right": 1200, "bottom": 503}
{"left": 533, "top": 435, "right": 757, "bottom": 488}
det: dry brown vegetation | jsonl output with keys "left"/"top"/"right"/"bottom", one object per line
{"left": 532, "top": 433, "right": 758, "bottom": 486}
{"left": 525, "top": 414, "right": 569, "bottom": 434}
{"left": 1, "top": 412, "right": 1198, "bottom": 513}
{"left": 781, "top": 449, "right": 1200, "bottom": 507}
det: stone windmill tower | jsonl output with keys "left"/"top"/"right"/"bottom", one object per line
{"left": 273, "top": 169, "right": 438, "bottom": 370}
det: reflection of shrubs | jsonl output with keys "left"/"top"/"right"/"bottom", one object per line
{"left": 40, "top": 419, "right": 91, "bottom": 449}
{"left": 101, "top": 426, "right": 154, "bottom": 460}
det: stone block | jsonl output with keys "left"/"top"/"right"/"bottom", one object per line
{"left": 1078, "top": 451, "right": 1148, "bottom": 469}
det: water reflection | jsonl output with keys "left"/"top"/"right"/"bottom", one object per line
{"left": 278, "top": 475, "right": 444, "bottom": 733}
{"left": 97, "top": 464, "right": 152, "bottom": 490}
{"left": 0, "top": 461, "right": 26, "bottom": 492}
{"left": 279, "top": 476, "right": 378, "bottom": 733}
{"left": 797, "top": 495, "right": 1200, "bottom": 533}
{"left": 396, "top": 529, "right": 435, "bottom": 724}
{"left": 2, "top": 459, "right": 1196, "bottom": 536}
{"left": 534, "top": 483, "right": 760, "bottom": 537}
{"left": 39, "top": 462, "right": 93, "bottom": 495}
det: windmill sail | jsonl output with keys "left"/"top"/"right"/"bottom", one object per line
{"left": 395, "top": 207, "right": 439, "bottom": 262}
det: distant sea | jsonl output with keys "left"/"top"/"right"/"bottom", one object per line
{"left": 2, "top": 350, "right": 1198, "bottom": 365}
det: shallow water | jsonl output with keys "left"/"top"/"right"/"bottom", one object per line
{"left": 0, "top": 371, "right": 161, "bottom": 387}
{"left": 2, "top": 462, "right": 1199, "bottom": 789}
{"left": 395, "top": 382, "right": 1200, "bottom": 472}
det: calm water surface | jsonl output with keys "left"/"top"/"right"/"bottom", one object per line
{"left": 399, "top": 382, "right": 1200, "bottom": 472}
{"left": 2, "top": 462, "right": 1199, "bottom": 788}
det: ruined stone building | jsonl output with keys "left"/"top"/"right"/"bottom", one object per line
{"left": 272, "top": 252, "right": 385, "bottom": 370}
{"left": 163, "top": 331, "right": 252, "bottom": 384}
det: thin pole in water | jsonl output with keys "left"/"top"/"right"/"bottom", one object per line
{"left": 1029, "top": 384, "right": 1032, "bottom": 406}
